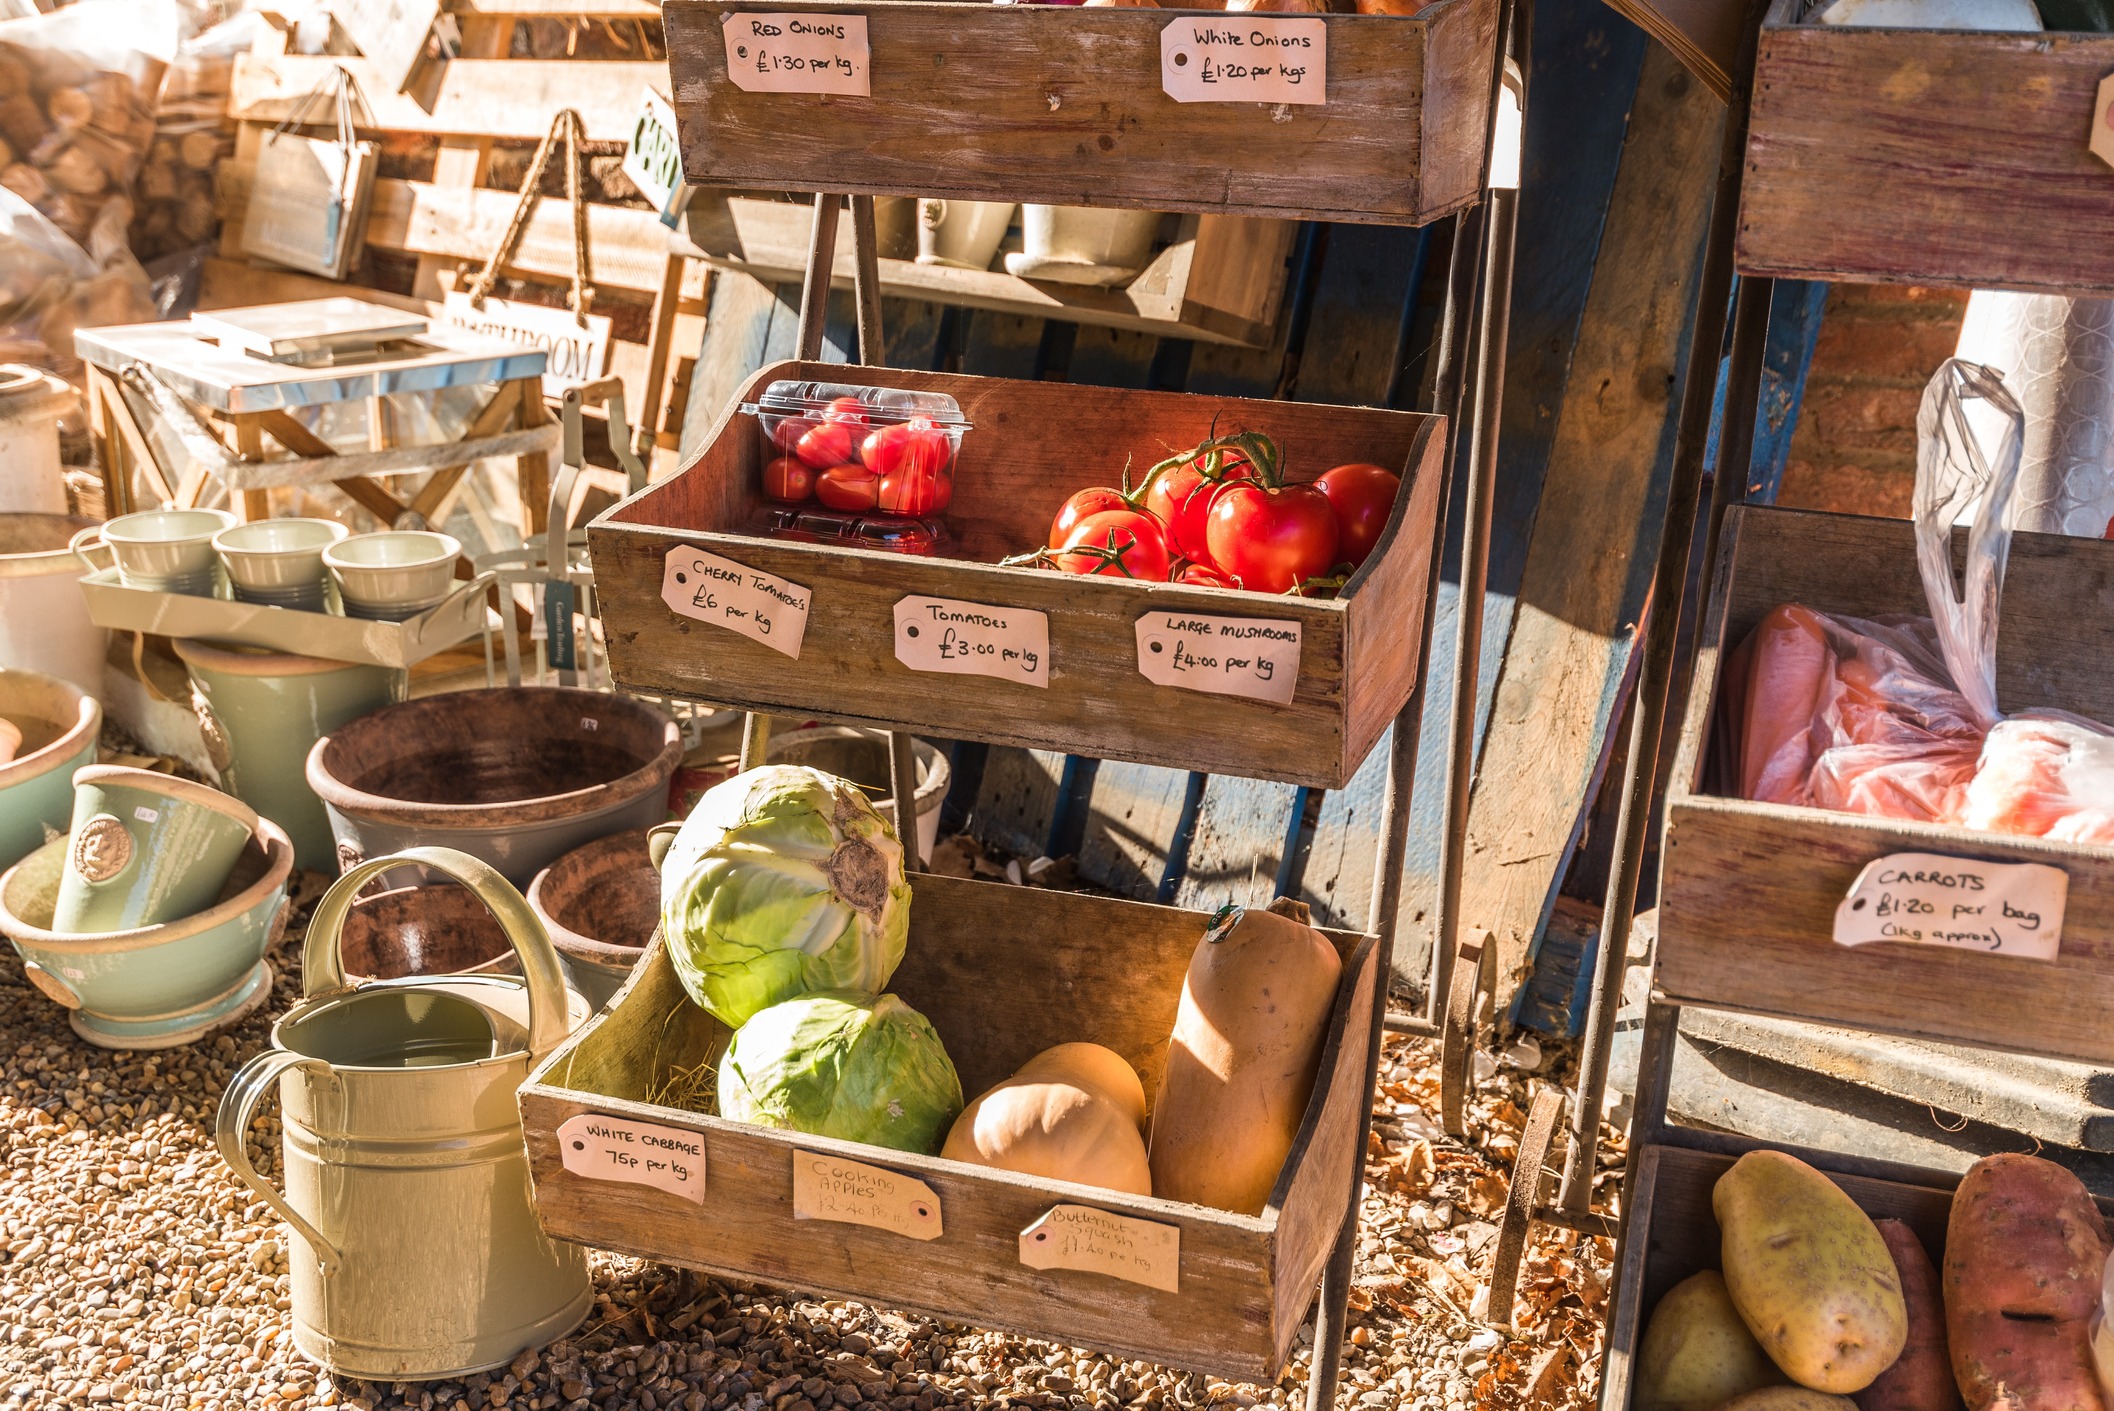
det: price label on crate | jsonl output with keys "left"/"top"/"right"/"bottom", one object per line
{"left": 722, "top": 13, "right": 871, "bottom": 95}
{"left": 661, "top": 546, "right": 811, "bottom": 658}
{"left": 1160, "top": 16, "right": 1325, "bottom": 106}
{"left": 556, "top": 1114, "right": 706, "bottom": 1203}
{"left": 1018, "top": 1205, "right": 1179, "bottom": 1293}
{"left": 1832, "top": 852, "right": 2067, "bottom": 961}
{"left": 2092, "top": 73, "right": 2114, "bottom": 172}
{"left": 893, "top": 595, "right": 1049, "bottom": 688}
{"left": 793, "top": 1151, "right": 943, "bottom": 1240}
{"left": 1134, "top": 611, "right": 1299, "bottom": 704}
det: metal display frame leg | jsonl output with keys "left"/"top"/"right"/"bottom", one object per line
{"left": 1483, "top": 0, "right": 1773, "bottom": 1330}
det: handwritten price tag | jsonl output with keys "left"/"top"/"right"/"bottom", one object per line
{"left": 722, "top": 12, "right": 871, "bottom": 95}
{"left": 2092, "top": 73, "right": 2114, "bottom": 172}
{"left": 1019, "top": 1205, "right": 1179, "bottom": 1293}
{"left": 893, "top": 595, "right": 1048, "bottom": 688}
{"left": 1160, "top": 16, "right": 1325, "bottom": 106}
{"left": 1833, "top": 852, "right": 2067, "bottom": 961}
{"left": 661, "top": 546, "right": 810, "bottom": 658}
{"left": 792, "top": 1151, "right": 943, "bottom": 1240}
{"left": 557, "top": 1114, "right": 706, "bottom": 1203}
{"left": 1135, "top": 611, "right": 1299, "bottom": 704}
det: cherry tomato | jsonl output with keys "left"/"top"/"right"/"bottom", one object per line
{"left": 815, "top": 463, "right": 879, "bottom": 511}
{"left": 762, "top": 455, "right": 816, "bottom": 503}
{"left": 822, "top": 395, "right": 870, "bottom": 427}
{"left": 795, "top": 420, "right": 859, "bottom": 471}
{"left": 1173, "top": 560, "right": 1237, "bottom": 589}
{"left": 1048, "top": 486, "right": 1134, "bottom": 549}
{"left": 1205, "top": 483, "right": 1340, "bottom": 594}
{"left": 771, "top": 415, "right": 819, "bottom": 456}
{"left": 877, "top": 466, "right": 949, "bottom": 516}
{"left": 1313, "top": 463, "right": 1400, "bottom": 567}
{"left": 1054, "top": 510, "right": 1171, "bottom": 581}
{"left": 1144, "top": 448, "right": 1255, "bottom": 563}
{"left": 863, "top": 420, "right": 953, "bottom": 485}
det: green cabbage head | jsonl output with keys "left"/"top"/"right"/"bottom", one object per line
{"left": 716, "top": 991, "right": 963, "bottom": 1153}
{"left": 661, "top": 765, "right": 910, "bottom": 1028}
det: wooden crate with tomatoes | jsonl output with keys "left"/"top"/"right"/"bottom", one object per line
{"left": 585, "top": 361, "right": 1444, "bottom": 790}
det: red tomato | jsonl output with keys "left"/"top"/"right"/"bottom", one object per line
{"left": 1048, "top": 486, "right": 1134, "bottom": 549}
{"left": 1144, "top": 449, "right": 1254, "bottom": 563}
{"left": 1205, "top": 484, "right": 1340, "bottom": 594}
{"left": 1055, "top": 510, "right": 1171, "bottom": 581}
{"left": 814, "top": 464, "right": 879, "bottom": 511}
{"left": 771, "top": 415, "right": 819, "bottom": 456}
{"left": 863, "top": 419, "right": 954, "bottom": 478}
{"left": 762, "top": 455, "right": 815, "bottom": 503}
{"left": 822, "top": 395, "right": 869, "bottom": 427}
{"left": 877, "top": 465, "right": 949, "bottom": 516}
{"left": 1313, "top": 463, "right": 1400, "bottom": 567}
{"left": 1173, "top": 560, "right": 1236, "bottom": 589}
{"left": 795, "top": 420, "right": 859, "bottom": 470}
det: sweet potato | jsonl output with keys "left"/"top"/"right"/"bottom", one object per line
{"left": 1944, "top": 1154, "right": 2110, "bottom": 1411}
{"left": 1856, "top": 1219, "right": 1962, "bottom": 1411}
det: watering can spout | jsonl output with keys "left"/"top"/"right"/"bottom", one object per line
{"left": 647, "top": 822, "right": 680, "bottom": 872}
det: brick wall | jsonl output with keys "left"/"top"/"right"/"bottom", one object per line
{"left": 1777, "top": 284, "right": 1971, "bottom": 518}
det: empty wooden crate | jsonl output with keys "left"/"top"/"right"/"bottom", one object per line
{"left": 518, "top": 873, "right": 1378, "bottom": 1380}
{"left": 585, "top": 361, "right": 1446, "bottom": 790}
{"left": 1657, "top": 505, "right": 2114, "bottom": 1066}
{"left": 662, "top": 0, "right": 1496, "bottom": 226}
{"left": 1739, "top": 0, "right": 2114, "bottom": 295}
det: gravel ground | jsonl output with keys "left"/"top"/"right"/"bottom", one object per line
{"left": 0, "top": 865, "right": 1617, "bottom": 1411}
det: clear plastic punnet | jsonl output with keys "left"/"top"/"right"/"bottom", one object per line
{"left": 741, "top": 380, "right": 969, "bottom": 519}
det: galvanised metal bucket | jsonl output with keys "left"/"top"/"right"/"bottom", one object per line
{"left": 215, "top": 847, "right": 591, "bottom": 1381}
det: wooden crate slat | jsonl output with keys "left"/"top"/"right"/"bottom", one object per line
{"left": 663, "top": 0, "right": 1497, "bottom": 225}
{"left": 446, "top": 0, "right": 662, "bottom": 15}
{"left": 229, "top": 47, "right": 662, "bottom": 142}
{"left": 1739, "top": 0, "right": 2114, "bottom": 295}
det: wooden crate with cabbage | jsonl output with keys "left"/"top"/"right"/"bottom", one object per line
{"left": 519, "top": 762, "right": 1380, "bottom": 1379}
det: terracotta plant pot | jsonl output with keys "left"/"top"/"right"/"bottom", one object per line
{"left": 306, "top": 687, "right": 681, "bottom": 885}
{"left": 526, "top": 828, "right": 658, "bottom": 1009}
{"left": 340, "top": 881, "right": 519, "bottom": 982}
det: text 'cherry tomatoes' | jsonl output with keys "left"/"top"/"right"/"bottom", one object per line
{"left": 1049, "top": 486, "right": 1133, "bottom": 549}
{"left": 814, "top": 463, "right": 879, "bottom": 512}
{"left": 1204, "top": 483, "right": 1340, "bottom": 594}
{"left": 762, "top": 456, "right": 815, "bottom": 503}
{"left": 1055, "top": 510, "right": 1171, "bottom": 581}
{"left": 1143, "top": 448, "right": 1255, "bottom": 563}
{"left": 1313, "top": 463, "right": 1400, "bottom": 568}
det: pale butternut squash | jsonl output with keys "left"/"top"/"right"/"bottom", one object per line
{"left": 940, "top": 1043, "right": 1151, "bottom": 1195}
{"left": 1148, "top": 898, "right": 1342, "bottom": 1214}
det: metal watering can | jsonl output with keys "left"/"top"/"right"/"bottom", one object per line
{"left": 216, "top": 847, "right": 592, "bottom": 1381}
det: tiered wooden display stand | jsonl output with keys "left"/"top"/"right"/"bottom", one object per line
{"left": 1472, "top": 1, "right": 2114, "bottom": 1396}
{"left": 511, "top": 0, "right": 1512, "bottom": 1404}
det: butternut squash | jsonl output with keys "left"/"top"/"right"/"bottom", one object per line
{"left": 941, "top": 1043, "right": 1150, "bottom": 1195}
{"left": 1148, "top": 898, "right": 1343, "bottom": 1214}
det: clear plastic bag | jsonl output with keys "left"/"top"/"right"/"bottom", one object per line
{"left": 1914, "top": 357, "right": 2024, "bottom": 727}
{"left": 0, "top": 185, "right": 153, "bottom": 376}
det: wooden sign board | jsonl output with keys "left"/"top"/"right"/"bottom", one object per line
{"left": 240, "top": 131, "right": 380, "bottom": 280}
{"left": 329, "top": 0, "right": 443, "bottom": 94}
{"left": 438, "top": 291, "right": 613, "bottom": 396}
{"left": 623, "top": 88, "right": 693, "bottom": 229}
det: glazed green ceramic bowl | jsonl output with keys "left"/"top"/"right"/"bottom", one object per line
{"left": 0, "top": 670, "right": 100, "bottom": 872}
{"left": 0, "top": 817, "right": 293, "bottom": 1050}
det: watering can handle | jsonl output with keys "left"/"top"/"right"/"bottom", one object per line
{"left": 216, "top": 1049, "right": 343, "bottom": 1277}
{"left": 303, "top": 847, "right": 572, "bottom": 1060}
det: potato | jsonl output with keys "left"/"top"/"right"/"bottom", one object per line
{"left": 1714, "top": 1150, "right": 1908, "bottom": 1393}
{"left": 1855, "top": 1219, "right": 1961, "bottom": 1411}
{"left": 1718, "top": 1391, "right": 1859, "bottom": 1411}
{"left": 1944, "top": 1153, "right": 2109, "bottom": 1411}
{"left": 1638, "top": 1270, "right": 1786, "bottom": 1411}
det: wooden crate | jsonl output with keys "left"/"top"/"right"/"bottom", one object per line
{"left": 662, "top": 0, "right": 1496, "bottom": 226}
{"left": 1657, "top": 505, "right": 2114, "bottom": 1066}
{"left": 1738, "top": 0, "right": 2114, "bottom": 296}
{"left": 518, "top": 872, "right": 1379, "bottom": 1381}
{"left": 585, "top": 360, "right": 1447, "bottom": 790}
{"left": 686, "top": 193, "right": 1295, "bottom": 350}
{"left": 1599, "top": 1141, "right": 1965, "bottom": 1410}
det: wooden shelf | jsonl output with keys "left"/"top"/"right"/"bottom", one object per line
{"left": 662, "top": 0, "right": 1497, "bottom": 226}
{"left": 684, "top": 193, "right": 1294, "bottom": 349}
{"left": 1738, "top": 0, "right": 2114, "bottom": 296}
{"left": 1657, "top": 505, "right": 2114, "bottom": 1067}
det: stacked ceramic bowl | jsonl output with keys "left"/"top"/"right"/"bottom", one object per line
{"left": 214, "top": 517, "right": 349, "bottom": 611}
{"left": 92, "top": 508, "right": 236, "bottom": 596}
{"left": 323, "top": 530, "right": 462, "bottom": 621}
{"left": 0, "top": 764, "right": 292, "bottom": 1049}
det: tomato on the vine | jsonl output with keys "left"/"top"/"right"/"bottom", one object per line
{"left": 1054, "top": 510, "right": 1171, "bottom": 581}
{"left": 1172, "top": 560, "right": 1237, "bottom": 589}
{"left": 795, "top": 420, "right": 859, "bottom": 470}
{"left": 762, "top": 456, "right": 815, "bottom": 503}
{"left": 1205, "top": 482, "right": 1339, "bottom": 594}
{"left": 1048, "top": 486, "right": 1135, "bottom": 548}
{"left": 1143, "top": 438, "right": 1260, "bottom": 563}
{"left": 1313, "top": 463, "right": 1400, "bottom": 567}
{"left": 814, "top": 463, "right": 879, "bottom": 511}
